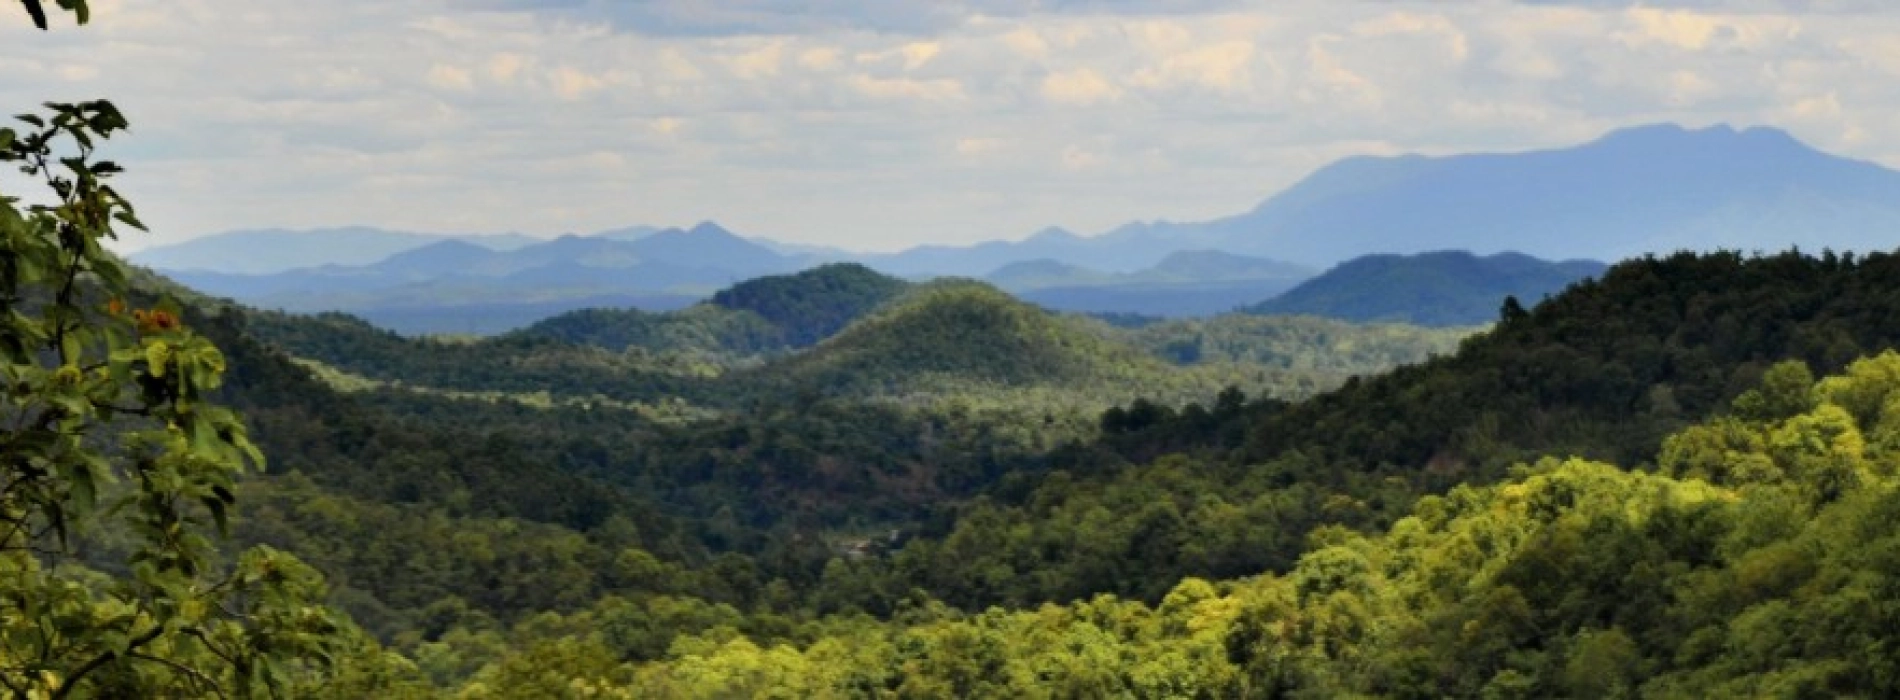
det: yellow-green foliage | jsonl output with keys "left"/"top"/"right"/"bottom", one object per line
{"left": 1109, "top": 313, "right": 1473, "bottom": 373}
{"left": 292, "top": 356, "right": 723, "bottom": 424}
{"left": 763, "top": 282, "right": 1369, "bottom": 413}
{"left": 447, "top": 353, "right": 1900, "bottom": 698}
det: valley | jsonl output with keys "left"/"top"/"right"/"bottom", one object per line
{"left": 165, "top": 246, "right": 1900, "bottom": 697}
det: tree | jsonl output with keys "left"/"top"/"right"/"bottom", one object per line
{"left": 2, "top": 8, "right": 351, "bottom": 697}
{"left": 1498, "top": 295, "right": 1529, "bottom": 325}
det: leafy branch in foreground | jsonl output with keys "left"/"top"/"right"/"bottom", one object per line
{"left": 0, "top": 100, "right": 352, "bottom": 697}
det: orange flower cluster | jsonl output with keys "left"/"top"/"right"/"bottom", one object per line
{"left": 130, "top": 307, "right": 180, "bottom": 334}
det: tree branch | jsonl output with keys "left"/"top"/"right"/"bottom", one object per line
{"left": 20, "top": 0, "right": 48, "bottom": 30}
{"left": 125, "top": 652, "right": 228, "bottom": 700}
{"left": 49, "top": 622, "right": 163, "bottom": 700}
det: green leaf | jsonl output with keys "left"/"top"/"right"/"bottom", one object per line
{"left": 70, "top": 464, "right": 96, "bottom": 513}
{"left": 111, "top": 210, "right": 145, "bottom": 231}
{"left": 190, "top": 416, "right": 217, "bottom": 455}
{"left": 204, "top": 496, "right": 228, "bottom": 536}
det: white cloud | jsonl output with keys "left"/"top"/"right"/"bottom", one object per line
{"left": 1042, "top": 68, "right": 1120, "bottom": 105}
{"left": 1061, "top": 145, "right": 1103, "bottom": 170}
{"left": 1300, "top": 35, "right": 1382, "bottom": 109}
{"left": 5, "top": 0, "right": 1900, "bottom": 252}
{"left": 1619, "top": 8, "right": 1726, "bottom": 49}
{"left": 1130, "top": 40, "right": 1257, "bottom": 92}
{"left": 549, "top": 66, "right": 607, "bottom": 99}
{"left": 956, "top": 136, "right": 1005, "bottom": 156}
{"left": 57, "top": 64, "right": 100, "bottom": 81}
{"left": 901, "top": 42, "right": 943, "bottom": 70}
{"left": 796, "top": 46, "right": 843, "bottom": 71}
{"left": 487, "top": 52, "right": 528, "bottom": 83}
{"left": 657, "top": 49, "right": 706, "bottom": 81}
{"left": 1000, "top": 27, "right": 1049, "bottom": 57}
{"left": 725, "top": 41, "right": 786, "bottom": 79}
{"left": 849, "top": 74, "right": 966, "bottom": 102}
{"left": 651, "top": 117, "right": 687, "bottom": 136}
{"left": 427, "top": 64, "right": 476, "bottom": 91}
{"left": 1354, "top": 12, "right": 1468, "bottom": 63}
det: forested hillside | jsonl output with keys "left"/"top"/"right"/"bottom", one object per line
{"left": 155, "top": 245, "right": 1900, "bottom": 696}
{"left": 879, "top": 249, "right": 1900, "bottom": 611}
{"left": 1246, "top": 251, "right": 1605, "bottom": 325}
{"left": 54, "top": 201, "right": 1900, "bottom": 698}
{"left": 179, "top": 263, "right": 1458, "bottom": 658}
{"left": 761, "top": 281, "right": 1190, "bottom": 401}
{"left": 245, "top": 270, "right": 1457, "bottom": 418}
{"left": 517, "top": 263, "right": 909, "bottom": 353}
{"left": 612, "top": 353, "right": 1900, "bottom": 697}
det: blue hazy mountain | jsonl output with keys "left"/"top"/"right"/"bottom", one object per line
{"left": 984, "top": 258, "right": 1116, "bottom": 290}
{"left": 631, "top": 222, "right": 794, "bottom": 273}
{"left": 1098, "top": 123, "right": 1900, "bottom": 266}
{"left": 1145, "top": 250, "right": 1313, "bottom": 281}
{"left": 135, "top": 122, "right": 1899, "bottom": 330}
{"left": 138, "top": 123, "right": 1897, "bottom": 280}
{"left": 1246, "top": 251, "right": 1607, "bottom": 326}
{"left": 592, "top": 225, "right": 661, "bottom": 241}
{"left": 127, "top": 226, "right": 540, "bottom": 274}
{"left": 986, "top": 250, "right": 1314, "bottom": 317}
{"left": 161, "top": 222, "right": 803, "bottom": 334}
{"left": 866, "top": 123, "right": 1900, "bottom": 272}
{"left": 863, "top": 227, "right": 1147, "bottom": 276}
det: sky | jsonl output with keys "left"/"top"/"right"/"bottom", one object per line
{"left": 5, "top": 0, "right": 1900, "bottom": 253}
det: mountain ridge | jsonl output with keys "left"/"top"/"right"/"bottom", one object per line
{"left": 130, "top": 122, "right": 1900, "bottom": 330}
{"left": 1248, "top": 251, "right": 1608, "bottom": 326}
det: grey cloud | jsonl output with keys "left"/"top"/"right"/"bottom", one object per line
{"left": 1513, "top": 0, "right": 1891, "bottom": 11}
{"left": 15, "top": 0, "right": 1900, "bottom": 252}
{"left": 451, "top": 0, "right": 1242, "bottom": 36}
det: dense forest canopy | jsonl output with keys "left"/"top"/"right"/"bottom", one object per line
{"left": 611, "top": 352, "right": 1900, "bottom": 697}
{"left": 159, "top": 245, "right": 1900, "bottom": 697}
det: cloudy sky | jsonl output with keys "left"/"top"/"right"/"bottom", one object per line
{"left": 5, "top": 0, "right": 1899, "bottom": 252}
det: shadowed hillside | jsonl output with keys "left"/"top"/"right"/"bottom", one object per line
{"left": 1247, "top": 251, "right": 1605, "bottom": 326}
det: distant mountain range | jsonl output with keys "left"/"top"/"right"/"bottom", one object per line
{"left": 1247, "top": 251, "right": 1607, "bottom": 326}
{"left": 129, "top": 226, "right": 543, "bottom": 274}
{"left": 516, "top": 263, "right": 911, "bottom": 353}
{"left": 1121, "top": 123, "right": 1900, "bottom": 266}
{"left": 988, "top": 250, "right": 1314, "bottom": 317}
{"left": 855, "top": 123, "right": 1900, "bottom": 272}
{"left": 160, "top": 222, "right": 807, "bottom": 334}
{"left": 129, "top": 123, "right": 1900, "bottom": 331}
{"left": 145, "top": 225, "right": 1317, "bottom": 330}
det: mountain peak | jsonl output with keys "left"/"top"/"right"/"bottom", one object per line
{"left": 1588, "top": 122, "right": 1807, "bottom": 153}
{"left": 626, "top": 222, "right": 790, "bottom": 274}
{"left": 1026, "top": 226, "right": 1079, "bottom": 243}
{"left": 592, "top": 225, "right": 660, "bottom": 242}
{"left": 688, "top": 221, "right": 736, "bottom": 238}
